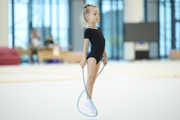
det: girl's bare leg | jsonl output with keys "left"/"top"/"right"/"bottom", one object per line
{"left": 95, "top": 62, "right": 100, "bottom": 77}
{"left": 86, "top": 58, "right": 97, "bottom": 99}
{"left": 85, "top": 58, "right": 101, "bottom": 114}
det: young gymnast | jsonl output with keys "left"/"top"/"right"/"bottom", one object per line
{"left": 79, "top": 4, "right": 108, "bottom": 114}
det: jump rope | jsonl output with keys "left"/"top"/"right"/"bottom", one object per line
{"left": 76, "top": 61, "right": 105, "bottom": 117}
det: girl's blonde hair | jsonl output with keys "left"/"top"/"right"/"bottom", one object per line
{"left": 79, "top": 4, "right": 98, "bottom": 27}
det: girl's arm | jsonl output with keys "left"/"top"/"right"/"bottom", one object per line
{"left": 103, "top": 49, "right": 108, "bottom": 65}
{"left": 80, "top": 39, "right": 89, "bottom": 68}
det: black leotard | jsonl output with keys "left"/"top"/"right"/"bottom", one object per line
{"left": 84, "top": 27, "right": 105, "bottom": 64}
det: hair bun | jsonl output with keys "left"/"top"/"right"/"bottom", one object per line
{"left": 83, "top": 4, "right": 93, "bottom": 9}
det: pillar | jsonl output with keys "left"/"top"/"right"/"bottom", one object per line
{"left": 123, "top": 0, "right": 144, "bottom": 60}
{"left": 0, "top": 0, "right": 9, "bottom": 47}
{"left": 147, "top": 0, "right": 159, "bottom": 59}
{"left": 70, "top": 0, "right": 84, "bottom": 51}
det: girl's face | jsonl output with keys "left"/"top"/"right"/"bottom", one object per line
{"left": 88, "top": 7, "right": 100, "bottom": 24}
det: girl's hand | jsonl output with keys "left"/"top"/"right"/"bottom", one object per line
{"left": 103, "top": 57, "right": 108, "bottom": 66}
{"left": 79, "top": 59, "right": 86, "bottom": 68}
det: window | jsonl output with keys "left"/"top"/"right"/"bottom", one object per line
{"left": 9, "top": 0, "right": 69, "bottom": 50}
{"left": 175, "top": 0, "right": 180, "bottom": 49}
{"left": 159, "top": 0, "right": 180, "bottom": 57}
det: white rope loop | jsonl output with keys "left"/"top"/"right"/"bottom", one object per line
{"left": 77, "top": 64, "right": 105, "bottom": 117}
